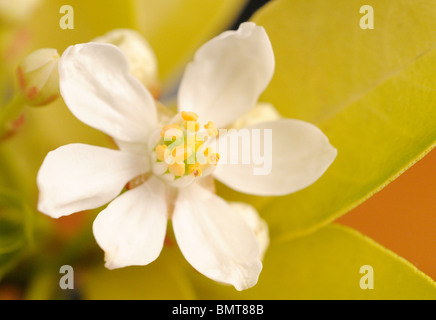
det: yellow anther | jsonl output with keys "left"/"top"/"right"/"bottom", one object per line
{"left": 207, "top": 153, "right": 220, "bottom": 165}
{"left": 172, "top": 145, "right": 192, "bottom": 163}
{"left": 204, "top": 147, "right": 213, "bottom": 157}
{"left": 169, "top": 162, "right": 186, "bottom": 177}
{"left": 189, "top": 163, "right": 203, "bottom": 177}
{"left": 155, "top": 145, "right": 168, "bottom": 161}
{"left": 161, "top": 123, "right": 183, "bottom": 138}
{"left": 204, "top": 121, "right": 218, "bottom": 136}
{"left": 185, "top": 120, "right": 200, "bottom": 132}
{"left": 181, "top": 111, "right": 199, "bottom": 121}
{"left": 155, "top": 113, "right": 220, "bottom": 181}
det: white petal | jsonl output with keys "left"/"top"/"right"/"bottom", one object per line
{"left": 59, "top": 43, "right": 158, "bottom": 142}
{"left": 170, "top": 175, "right": 195, "bottom": 188}
{"left": 172, "top": 183, "right": 262, "bottom": 291}
{"left": 152, "top": 160, "right": 168, "bottom": 176}
{"left": 178, "top": 22, "right": 275, "bottom": 128}
{"left": 93, "top": 177, "right": 167, "bottom": 269}
{"left": 114, "top": 139, "right": 148, "bottom": 156}
{"left": 92, "top": 29, "right": 158, "bottom": 89}
{"left": 228, "top": 202, "right": 269, "bottom": 260}
{"left": 37, "top": 143, "right": 149, "bottom": 218}
{"left": 212, "top": 119, "right": 337, "bottom": 196}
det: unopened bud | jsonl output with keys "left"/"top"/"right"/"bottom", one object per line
{"left": 93, "top": 29, "right": 160, "bottom": 98}
{"left": 229, "top": 202, "right": 270, "bottom": 259}
{"left": 17, "top": 48, "right": 60, "bottom": 106}
{"left": 231, "top": 102, "right": 281, "bottom": 130}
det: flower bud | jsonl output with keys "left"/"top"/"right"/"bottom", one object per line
{"left": 231, "top": 102, "right": 281, "bottom": 129}
{"left": 229, "top": 202, "right": 270, "bottom": 259}
{"left": 0, "top": 0, "right": 41, "bottom": 26}
{"left": 92, "top": 29, "right": 160, "bottom": 98}
{"left": 17, "top": 48, "right": 60, "bottom": 106}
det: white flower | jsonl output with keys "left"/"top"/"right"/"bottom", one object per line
{"left": 92, "top": 29, "right": 159, "bottom": 97}
{"left": 37, "top": 22, "right": 337, "bottom": 291}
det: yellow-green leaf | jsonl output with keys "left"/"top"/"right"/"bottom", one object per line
{"left": 81, "top": 245, "right": 197, "bottom": 300}
{"left": 26, "top": 0, "right": 137, "bottom": 53}
{"left": 0, "top": 187, "right": 34, "bottom": 281}
{"left": 0, "top": 99, "right": 113, "bottom": 200}
{"left": 190, "top": 224, "right": 436, "bottom": 299}
{"left": 251, "top": 0, "right": 436, "bottom": 240}
{"left": 24, "top": 0, "right": 247, "bottom": 85}
{"left": 134, "top": 0, "right": 248, "bottom": 84}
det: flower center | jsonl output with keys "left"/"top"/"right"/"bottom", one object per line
{"left": 151, "top": 111, "right": 220, "bottom": 187}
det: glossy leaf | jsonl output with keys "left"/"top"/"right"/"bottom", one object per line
{"left": 25, "top": 0, "right": 137, "bottom": 53}
{"left": 82, "top": 244, "right": 197, "bottom": 300}
{"left": 0, "top": 188, "right": 33, "bottom": 281}
{"left": 0, "top": 99, "right": 114, "bottom": 200}
{"left": 190, "top": 224, "right": 436, "bottom": 299}
{"left": 24, "top": 0, "right": 247, "bottom": 85}
{"left": 251, "top": 0, "right": 436, "bottom": 240}
{"left": 134, "top": 0, "right": 248, "bottom": 83}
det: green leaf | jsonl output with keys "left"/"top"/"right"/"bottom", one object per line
{"left": 134, "top": 0, "right": 248, "bottom": 83}
{"left": 251, "top": 0, "right": 436, "bottom": 240}
{"left": 25, "top": 0, "right": 247, "bottom": 84}
{"left": 26, "top": 0, "right": 137, "bottom": 53}
{"left": 25, "top": 269, "right": 60, "bottom": 300}
{"left": 81, "top": 245, "right": 197, "bottom": 300}
{"left": 0, "top": 187, "right": 34, "bottom": 281}
{"left": 190, "top": 224, "right": 436, "bottom": 299}
{"left": 0, "top": 98, "right": 113, "bottom": 200}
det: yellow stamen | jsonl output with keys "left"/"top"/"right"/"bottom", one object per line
{"left": 161, "top": 123, "right": 182, "bottom": 138}
{"left": 172, "top": 145, "right": 192, "bottom": 163}
{"left": 181, "top": 111, "right": 199, "bottom": 121}
{"left": 189, "top": 163, "right": 203, "bottom": 177}
{"left": 154, "top": 112, "right": 220, "bottom": 181}
{"left": 204, "top": 121, "right": 218, "bottom": 136}
{"left": 185, "top": 120, "right": 200, "bottom": 132}
{"left": 204, "top": 147, "right": 213, "bottom": 157}
{"left": 207, "top": 153, "right": 220, "bottom": 165}
{"left": 155, "top": 145, "right": 168, "bottom": 161}
{"left": 169, "top": 162, "right": 186, "bottom": 177}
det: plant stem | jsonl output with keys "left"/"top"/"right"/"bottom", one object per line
{"left": 0, "top": 93, "right": 26, "bottom": 139}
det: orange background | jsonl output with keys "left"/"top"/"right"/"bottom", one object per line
{"left": 338, "top": 148, "right": 436, "bottom": 280}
